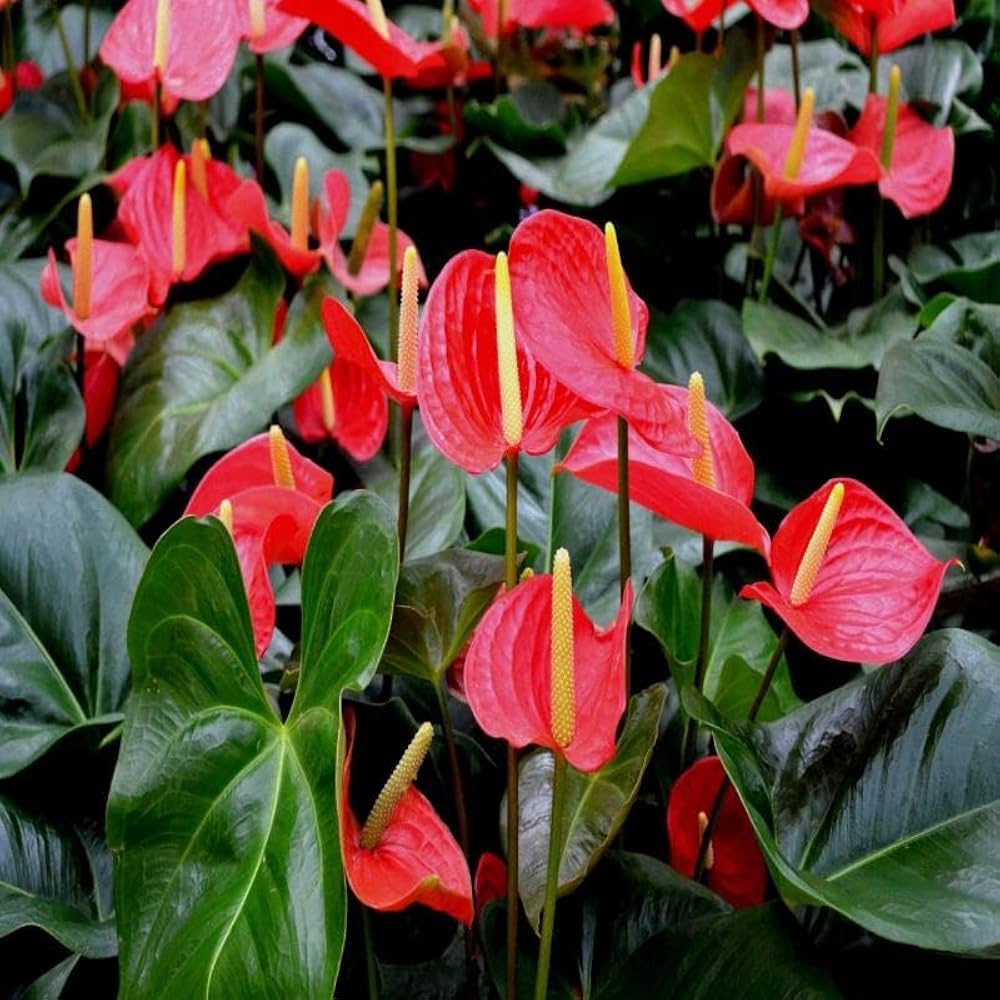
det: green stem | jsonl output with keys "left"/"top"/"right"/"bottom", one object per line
{"left": 152, "top": 79, "right": 161, "bottom": 149}
{"left": 534, "top": 753, "right": 567, "bottom": 1000}
{"left": 616, "top": 415, "right": 632, "bottom": 692}
{"left": 361, "top": 904, "right": 379, "bottom": 1000}
{"left": 755, "top": 17, "right": 765, "bottom": 123}
{"left": 397, "top": 404, "right": 413, "bottom": 561}
{"left": 383, "top": 77, "right": 399, "bottom": 368}
{"left": 681, "top": 538, "right": 714, "bottom": 768}
{"left": 790, "top": 29, "right": 801, "bottom": 109}
{"left": 75, "top": 332, "right": 87, "bottom": 466}
{"left": 3, "top": 1, "right": 14, "bottom": 77}
{"left": 83, "top": 0, "right": 91, "bottom": 66}
{"left": 868, "top": 19, "right": 879, "bottom": 94}
{"left": 758, "top": 203, "right": 785, "bottom": 304}
{"left": 255, "top": 53, "right": 266, "bottom": 184}
{"left": 504, "top": 450, "right": 520, "bottom": 1000}
{"left": 49, "top": 1, "right": 89, "bottom": 123}
{"left": 873, "top": 196, "right": 885, "bottom": 300}
{"left": 745, "top": 16, "right": 766, "bottom": 294}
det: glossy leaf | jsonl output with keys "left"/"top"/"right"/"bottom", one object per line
{"left": 108, "top": 494, "right": 398, "bottom": 997}
{"left": 465, "top": 81, "right": 569, "bottom": 154}
{"left": 107, "top": 248, "right": 328, "bottom": 525}
{"left": 515, "top": 685, "right": 667, "bottom": 932}
{"left": 381, "top": 548, "right": 506, "bottom": 683}
{"left": 689, "top": 629, "right": 1000, "bottom": 954}
{"left": 21, "top": 954, "right": 82, "bottom": 999}
{"left": 0, "top": 796, "right": 116, "bottom": 959}
{"left": 764, "top": 39, "right": 868, "bottom": 113}
{"left": 0, "top": 473, "right": 146, "bottom": 777}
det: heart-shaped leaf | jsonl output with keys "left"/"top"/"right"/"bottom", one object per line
{"left": 107, "top": 246, "right": 329, "bottom": 525}
{"left": 0, "top": 473, "right": 146, "bottom": 777}
{"left": 108, "top": 493, "right": 398, "bottom": 997}
{"left": 688, "top": 629, "right": 1000, "bottom": 955}
{"left": 515, "top": 684, "right": 667, "bottom": 932}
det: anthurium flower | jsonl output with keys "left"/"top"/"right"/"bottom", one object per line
{"left": 417, "top": 248, "right": 588, "bottom": 474}
{"left": 65, "top": 348, "right": 123, "bottom": 474}
{"left": 470, "top": 0, "right": 614, "bottom": 37}
{"left": 849, "top": 90, "right": 954, "bottom": 219}
{"left": 316, "top": 169, "right": 425, "bottom": 297}
{"left": 667, "top": 756, "right": 767, "bottom": 909}
{"left": 237, "top": 0, "right": 308, "bottom": 53}
{"left": 474, "top": 852, "right": 508, "bottom": 914}
{"left": 631, "top": 35, "right": 677, "bottom": 89}
{"left": 341, "top": 711, "right": 474, "bottom": 924}
{"left": 464, "top": 550, "right": 633, "bottom": 772}
{"left": 40, "top": 195, "right": 153, "bottom": 344}
{"left": 113, "top": 144, "right": 249, "bottom": 305}
{"left": 184, "top": 428, "right": 333, "bottom": 655}
{"left": 741, "top": 479, "right": 956, "bottom": 663}
{"left": 559, "top": 375, "right": 770, "bottom": 555}
{"left": 100, "top": 0, "right": 241, "bottom": 102}
{"left": 507, "top": 210, "right": 691, "bottom": 451}
{"left": 408, "top": 20, "right": 492, "bottom": 91}
{"left": 0, "top": 61, "right": 44, "bottom": 115}
{"left": 816, "top": 0, "right": 956, "bottom": 55}
{"left": 663, "top": 0, "right": 807, "bottom": 31}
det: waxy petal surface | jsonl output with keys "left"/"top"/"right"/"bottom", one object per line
{"left": 748, "top": 0, "right": 808, "bottom": 28}
{"left": 662, "top": 0, "right": 731, "bottom": 33}
{"left": 821, "top": 0, "right": 956, "bottom": 55}
{"left": 472, "top": 0, "right": 614, "bottom": 36}
{"left": 237, "top": 0, "right": 308, "bottom": 53}
{"left": 667, "top": 756, "right": 767, "bottom": 909}
{"left": 464, "top": 575, "right": 632, "bottom": 773}
{"left": 849, "top": 95, "right": 954, "bottom": 219}
{"left": 740, "top": 478, "right": 955, "bottom": 663}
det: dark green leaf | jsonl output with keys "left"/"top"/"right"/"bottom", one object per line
{"left": 0, "top": 473, "right": 146, "bottom": 777}
{"left": 107, "top": 248, "right": 329, "bottom": 525}
{"left": 22, "top": 5, "right": 113, "bottom": 78}
{"left": 883, "top": 40, "right": 984, "bottom": 128}
{"left": 765, "top": 38, "right": 868, "bottom": 112}
{"left": 21, "top": 953, "right": 82, "bottom": 999}
{"left": 515, "top": 685, "right": 667, "bottom": 932}
{"left": 907, "top": 232, "right": 1000, "bottom": 303}
{"left": 689, "top": 629, "right": 1000, "bottom": 954}
{"left": 465, "top": 82, "right": 569, "bottom": 154}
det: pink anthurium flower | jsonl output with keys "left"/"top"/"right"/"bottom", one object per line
{"left": 663, "top": 0, "right": 807, "bottom": 31}
{"left": 470, "top": 0, "right": 614, "bottom": 37}
{"left": 237, "top": 0, "right": 308, "bottom": 53}
{"left": 100, "top": 0, "right": 241, "bottom": 103}
{"left": 741, "top": 478, "right": 957, "bottom": 664}
{"left": 849, "top": 92, "right": 954, "bottom": 219}
{"left": 417, "top": 248, "right": 589, "bottom": 475}
{"left": 341, "top": 711, "right": 474, "bottom": 925}
{"left": 184, "top": 428, "right": 333, "bottom": 656}
{"left": 816, "top": 0, "right": 956, "bottom": 55}
{"left": 65, "top": 348, "right": 123, "bottom": 474}
{"left": 559, "top": 377, "right": 770, "bottom": 555}
{"left": 464, "top": 552, "right": 633, "bottom": 773}
{"left": 507, "top": 209, "right": 692, "bottom": 451}
{"left": 667, "top": 756, "right": 767, "bottom": 909}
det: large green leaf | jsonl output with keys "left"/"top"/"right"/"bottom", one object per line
{"left": 465, "top": 82, "right": 570, "bottom": 154}
{"left": 381, "top": 548, "right": 506, "bottom": 683}
{"left": 108, "top": 493, "right": 398, "bottom": 997}
{"left": 907, "top": 232, "right": 1000, "bottom": 303}
{"left": 21, "top": 954, "right": 82, "bottom": 999}
{"left": 107, "top": 248, "right": 329, "bottom": 525}
{"left": 765, "top": 38, "right": 868, "bottom": 112}
{"left": 596, "top": 902, "right": 841, "bottom": 999}
{"left": 22, "top": 4, "right": 113, "bottom": 77}
{"left": 515, "top": 685, "right": 667, "bottom": 932}
{"left": 0, "top": 796, "right": 116, "bottom": 959}
{"left": 613, "top": 48, "right": 754, "bottom": 188}
{"left": 0, "top": 473, "right": 146, "bottom": 777}
{"left": 689, "top": 629, "right": 1000, "bottom": 955}
{"left": 636, "top": 552, "right": 798, "bottom": 723}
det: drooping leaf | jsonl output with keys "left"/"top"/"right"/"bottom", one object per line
{"left": 108, "top": 494, "right": 398, "bottom": 998}
{"left": 688, "top": 629, "right": 1000, "bottom": 955}
{"left": 907, "top": 232, "right": 1000, "bottom": 303}
{"left": 0, "top": 473, "right": 146, "bottom": 777}
{"left": 21, "top": 953, "right": 82, "bottom": 999}
{"left": 107, "top": 247, "right": 328, "bottom": 525}
{"left": 0, "top": 797, "right": 116, "bottom": 959}
{"left": 515, "top": 685, "right": 667, "bottom": 932}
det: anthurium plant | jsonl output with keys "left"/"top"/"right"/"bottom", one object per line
{"left": 0, "top": 0, "right": 998, "bottom": 997}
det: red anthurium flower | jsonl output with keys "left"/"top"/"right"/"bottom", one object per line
{"left": 113, "top": 144, "right": 249, "bottom": 305}
{"left": 662, "top": 0, "right": 729, "bottom": 33}
{"left": 342, "top": 711, "right": 474, "bottom": 925}
{"left": 508, "top": 210, "right": 692, "bottom": 451}
{"left": 464, "top": 551, "right": 633, "bottom": 773}
{"left": 849, "top": 93, "right": 954, "bottom": 219}
{"left": 184, "top": 428, "right": 333, "bottom": 655}
{"left": 316, "top": 170, "right": 426, "bottom": 298}
{"left": 817, "top": 0, "right": 956, "bottom": 55}
{"left": 746, "top": 0, "right": 808, "bottom": 28}
{"left": 474, "top": 852, "right": 508, "bottom": 914}
{"left": 237, "top": 0, "right": 308, "bottom": 53}
{"left": 741, "top": 478, "right": 957, "bottom": 664}
{"left": 471, "top": 0, "right": 614, "bottom": 37}
{"left": 65, "top": 348, "right": 122, "bottom": 474}
{"left": 559, "top": 376, "right": 770, "bottom": 555}
{"left": 667, "top": 756, "right": 767, "bottom": 909}
{"left": 417, "top": 248, "right": 589, "bottom": 475}
{"left": 743, "top": 87, "right": 797, "bottom": 127}
{"left": 408, "top": 21, "right": 493, "bottom": 91}
{"left": 0, "top": 61, "right": 44, "bottom": 115}
{"left": 100, "top": 0, "right": 241, "bottom": 103}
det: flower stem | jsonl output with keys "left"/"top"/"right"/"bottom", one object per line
{"left": 789, "top": 30, "right": 801, "bottom": 109}
{"left": 255, "top": 53, "right": 266, "bottom": 184}
{"left": 361, "top": 904, "right": 379, "bottom": 1000}
{"left": 872, "top": 196, "right": 885, "bottom": 300}
{"left": 4, "top": 1, "right": 15, "bottom": 76}
{"left": 616, "top": 415, "right": 632, "bottom": 690}
{"left": 868, "top": 19, "right": 879, "bottom": 94}
{"left": 383, "top": 77, "right": 399, "bottom": 368}
{"left": 746, "top": 15, "right": 766, "bottom": 294}
{"left": 83, "top": 0, "right": 91, "bottom": 66}
{"left": 504, "top": 449, "right": 519, "bottom": 1000}
{"left": 758, "top": 203, "right": 784, "bottom": 304}
{"left": 397, "top": 404, "right": 413, "bottom": 561}
{"left": 49, "top": 0, "right": 89, "bottom": 123}
{"left": 534, "top": 753, "right": 567, "bottom": 1000}
{"left": 152, "top": 80, "right": 161, "bottom": 149}
{"left": 681, "top": 537, "right": 714, "bottom": 768}
{"left": 746, "top": 627, "right": 789, "bottom": 722}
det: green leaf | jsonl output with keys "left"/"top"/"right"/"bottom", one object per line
{"left": 381, "top": 548, "right": 506, "bottom": 683}
{"left": 882, "top": 40, "right": 984, "bottom": 128}
{"left": 465, "top": 82, "right": 570, "bottom": 154}
{"left": 515, "top": 685, "right": 667, "bottom": 932}
{"left": 613, "top": 48, "right": 754, "bottom": 188}
{"left": 635, "top": 552, "right": 798, "bottom": 723}
{"left": 481, "top": 903, "right": 575, "bottom": 1000}
{"left": 107, "top": 247, "right": 329, "bottom": 525}
{"left": 108, "top": 495, "right": 398, "bottom": 997}
{"left": 921, "top": 298, "right": 1000, "bottom": 369}
{"left": 0, "top": 473, "right": 146, "bottom": 777}
{"left": 596, "top": 902, "right": 841, "bottom": 999}
{"left": 21, "top": 954, "right": 82, "bottom": 999}
{"left": 642, "top": 300, "right": 763, "bottom": 419}
{"left": 0, "top": 71, "right": 118, "bottom": 194}
{"left": 689, "top": 629, "right": 1000, "bottom": 955}
{"left": 0, "top": 797, "right": 116, "bottom": 959}
{"left": 907, "top": 232, "right": 1000, "bottom": 303}
{"left": 21, "top": 4, "right": 113, "bottom": 78}
{"left": 765, "top": 38, "right": 868, "bottom": 112}
{"left": 875, "top": 337, "right": 1000, "bottom": 440}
